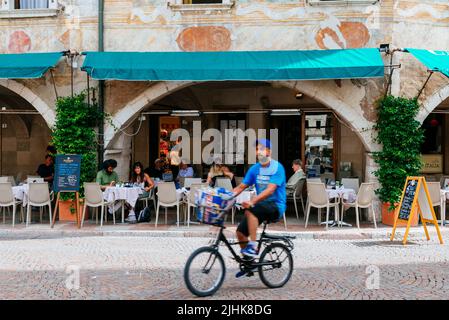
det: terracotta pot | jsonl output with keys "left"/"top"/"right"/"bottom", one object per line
{"left": 381, "top": 202, "right": 418, "bottom": 227}
{"left": 58, "top": 200, "right": 86, "bottom": 222}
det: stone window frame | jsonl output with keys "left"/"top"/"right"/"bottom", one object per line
{"left": 306, "top": 0, "right": 380, "bottom": 5}
{"left": 168, "top": 0, "right": 235, "bottom": 12}
{"left": 0, "top": 0, "right": 59, "bottom": 18}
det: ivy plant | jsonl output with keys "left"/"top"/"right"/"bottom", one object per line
{"left": 52, "top": 92, "right": 103, "bottom": 205}
{"left": 373, "top": 95, "right": 424, "bottom": 211}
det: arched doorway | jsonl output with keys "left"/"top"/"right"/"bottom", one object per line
{"left": 0, "top": 85, "right": 52, "bottom": 182}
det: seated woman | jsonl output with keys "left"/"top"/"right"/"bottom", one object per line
{"left": 125, "top": 162, "right": 155, "bottom": 224}
{"left": 206, "top": 159, "right": 236, "bottom": 188}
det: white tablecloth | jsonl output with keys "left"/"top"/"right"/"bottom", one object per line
{"left": 12, "top": 185, "right": 28, "bottom": 206}
{"left": 103, "top": 186, "right": 143, "bottom": 208}
{"left": 326, "top": 187, "right": 356, "bottom": 202}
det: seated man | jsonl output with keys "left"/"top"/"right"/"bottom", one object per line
{"left": 144, "top": 159, "right": 164, "bottom": 180}
{"left": 232, "top": 139, "right": 286, "bottom": 277}
{"left": 177, "top": 159, "right": 194, "bottom": 180}
{"left": 36, "top": 154, "right": 54, "bottom": 185}
{"left": 286, "top": 159, "right": 305, "bottom": 196}
{"left": 96, "top": 159, "right": 119, "bottom": 191}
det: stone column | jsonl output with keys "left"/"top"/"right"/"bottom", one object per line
{"left": 104, "top": 131, "right": 132, "bottom": 182}
{"left": 364, "top": 152, "right": 381, "bottom": 222}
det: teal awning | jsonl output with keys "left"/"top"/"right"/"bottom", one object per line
{"left": 406, "top": 48, "right": 449, "bottom": 78}
{"left": 0, "top": 52, "right": 63, "bottom": 79}
{"left": 81, "top": 48, "right": 384, "bottom": 81}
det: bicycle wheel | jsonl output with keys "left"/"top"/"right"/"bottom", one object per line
{"left": 184, "top": 246, "right": 226, "bottom": 297}
{"left": 258, "top": 243, "right": 293, "bottom": 288}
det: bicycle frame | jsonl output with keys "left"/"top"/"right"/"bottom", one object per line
{"left": 210, "top": 223, "right": 287, "bottom": 268}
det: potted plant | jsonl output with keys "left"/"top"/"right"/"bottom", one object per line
{"left": 52, "top": 92, "right": 103, "bottom": 222}
{"left": 373, "top": 96, "right": 424, "bottom": 226}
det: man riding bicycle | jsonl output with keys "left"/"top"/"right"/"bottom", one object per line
{"left": 232, "top": 139, "right": 286, "bottom": 276}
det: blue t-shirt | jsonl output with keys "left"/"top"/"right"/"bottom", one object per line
{"left": 242, "top": 160, "right": 287, "bottom": 218}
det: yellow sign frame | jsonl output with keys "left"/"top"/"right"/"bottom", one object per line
{"left": 390, "top": 176, "right": 443, "bottom": 245}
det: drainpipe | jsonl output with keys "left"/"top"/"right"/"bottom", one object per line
{"left": 98, "top": 0, "right": 105, "bottom": 170}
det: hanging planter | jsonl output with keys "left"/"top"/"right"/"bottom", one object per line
{"left": 373, "top": 96, "right": 424, "bottom": 226}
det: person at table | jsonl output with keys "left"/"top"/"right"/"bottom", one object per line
{"left": 36, "top": 154, "right": 54, "bottom": 185}
{"left": 177, "top": 159, "right": 194, "bottom": 180}
{"left": 145, "top": 159, "right": 164, "bottom": 180}
{"left": 125, "top": 162, "right": 155, "bottom": 224}
{"left": 96, "top": 159, "right": 119, "bottom": 191}
{"left": 206, "top": 159, "right": 236, "bottom": 188}
{"left": 286, "top": 159, "right": 305, "bottom": 197}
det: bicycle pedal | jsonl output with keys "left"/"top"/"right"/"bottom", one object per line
{"left": 246, "top": 271, "right": 254, "bottom": 277}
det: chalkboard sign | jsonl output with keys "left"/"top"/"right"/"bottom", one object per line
{"left": 54, "top": 154, "right": 81, "bottom": 193}
{"left": 398, "top": 179, "right": 418, "bottom": 220}
{"left": 391, "top": 177, "right": 443, "bottom": 245}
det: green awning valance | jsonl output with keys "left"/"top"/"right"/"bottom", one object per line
{"left": 81, "top": 48, "right": 384, "bottom": 81}
{"left": 407, "top": 48, "right": 449, "bottom": 78}
{"left": 0, "top": 52, "right": 64, "bottom": 79}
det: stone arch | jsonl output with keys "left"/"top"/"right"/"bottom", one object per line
{"left": 105, "top": 80, "right": 375, "bottom": 151}
{"left": 418, "top": 83, "right": 449, "bottom": 124}
{"left": 0, "top": 79, "right": 56, "bottom": 128}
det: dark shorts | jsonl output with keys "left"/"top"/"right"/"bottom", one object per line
{"left": 237, "top": 201, "right": 280, "bottom": 237}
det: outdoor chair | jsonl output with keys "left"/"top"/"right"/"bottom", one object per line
{"left": 235, "top": 176, "right": 244, "bottom": 186}
{"left": 0, "top": 182, "right": 23, "bottom": 227}
{"left": 27, "top": 182, "right": 52, "bottom": 227}
{"left": 341, "top": 178, "right": 360, "bottom": 193}
{"left": 305, "top": 182, "right": 339, "bottom": 230}
{"left": 182, "top": 183, "right": 208, "bottom": 227}
{"left": 214, "top": 177, "right": 233, "bottom": 191}
{"left": 82, "top": 182, "right": 116, "bottom": 227}
{"left": 27, "top": 176, "right": 44, "bottom": 184}
{"left": 155, "top": 182, "right": 180, "bottom": 227}
{"left": 341, "top": 183, "right": 377, "bottom": 229}
{"left": 183, "top": 178, "right": 202, "bottom": 189}
{"left": 426, "top": 182, "right": 443, "bottom": 224}
{"left": 287, "top": 178, "right": 305, "bottom": 220}
{"left": 137, "top": 187, "right": 157, "bottom": 214}
{"left": 0, "top": 177, "right": 8, "bottom": 183}
{"left": 441, "top": 176, "right": 449, "bottom": 189}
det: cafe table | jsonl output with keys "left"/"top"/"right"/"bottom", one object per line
{"left": 321, "top": 187, "right": 357, "bottom": 228}
{"left": 103, "top": 186, "right": 143, "bottom": 223}
{"left": 439, "top": 189, "right": 449, "bottom": 226}
{"left": 12, "top": 184, "right": 29, "bottom": 207}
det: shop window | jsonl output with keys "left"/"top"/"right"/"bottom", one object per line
{"left": 304, "top": 113, "right": 334, "bottom": 178}
{"left": 183, "top": 0, "right": 222, "bottom": 3}
{"left": 15, "top": 0, "right": 49, "bottom": 9}
{"left": 169, "top": 0, "right": 234, "bottom": 11}
{"left": 307, "top": 0, "right": 379, "bottom": 5}
{"left": 0, "top": 0, "right": 58, "bottom": 17}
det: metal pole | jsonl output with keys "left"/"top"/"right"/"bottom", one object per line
{"left": 70, "top": 54, "right": 74, "bottom": 99}
{"left": 0, "top": 112, "right": 2, "bottom": 176}
{"left": 98, "top": 0, "right": 105, "bottom": 170}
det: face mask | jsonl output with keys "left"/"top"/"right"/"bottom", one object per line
{"left": 257, "top": 153, "right": 270, "bottom": 165}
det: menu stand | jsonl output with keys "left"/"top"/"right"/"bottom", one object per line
{"left": 51, "top": 191, "right": 80, "bottom": 229}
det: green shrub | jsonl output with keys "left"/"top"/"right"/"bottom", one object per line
{"left": 52, "top": 92, "right": 103, "bottom": 201}
{"left": 373, "top": 95, "right": 424, "bottom": 210}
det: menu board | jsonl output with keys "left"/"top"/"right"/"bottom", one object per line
{"left": 54, "top": 154, "right": 81, "bottom": 192}
{"left": 391, "top": 176, "right": 443, "bottom": 245}
{"left": 398, "top": 179, "right": 418, "bottom": 221}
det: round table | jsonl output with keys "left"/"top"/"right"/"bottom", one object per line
{"left": 103, "top": 186, "right": 143, "bottom": 223}
{"left": 323, "top": 187, "right": 357, "bottom": 228}
{"left": 12, "top": 184, "right": 29, "bottom": 207}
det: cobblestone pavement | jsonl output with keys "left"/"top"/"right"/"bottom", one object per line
{"left": 1, "top": 233, "right": 449, "bottom": 300}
